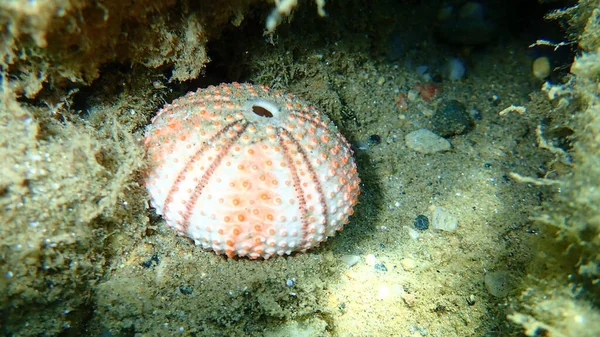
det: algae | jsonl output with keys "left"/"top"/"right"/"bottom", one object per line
{"left": 0, "top": 91, "right": 147, "bottom": 335}
{"left": 0, "top": 0, "right": 264, "bottom": 98}
{"left": 507, "top": 1, "right": 600, "bottom": 336}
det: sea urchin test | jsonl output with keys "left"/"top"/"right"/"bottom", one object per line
{"left": 144, "top": 83, "right": 360, "bottom": 259}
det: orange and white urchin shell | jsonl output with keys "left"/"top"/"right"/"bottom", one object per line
{"left": 144, "top": 82, "right": 360, "bottom": 259}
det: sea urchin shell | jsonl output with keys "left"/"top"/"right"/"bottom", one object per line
{"left": 144, "top": 82, "right": 360, "bottom": 259}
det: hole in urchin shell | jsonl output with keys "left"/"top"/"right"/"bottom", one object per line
{"left": 243, "top": 99, "right": 281, "bottom": 123}
{"left": 252, "top": 105, "right": 274, "bottom": 118}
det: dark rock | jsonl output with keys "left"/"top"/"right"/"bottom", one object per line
{"left": 431, "top": 100, "right": 474, "bottom": 137}
{"left": 179, "top": 286, "right": 193, "bottom": 295}
{"left": 141, "top": 254, "right": 160, "bottom": 268}
{"left": 368, "top": 134, "right": 381, "bottom": 145}
{"left": 374, "top": 263, "right": 388, "bottom": 272}
{"left": 414, "top": 214, "right": 429, "bottom": 231}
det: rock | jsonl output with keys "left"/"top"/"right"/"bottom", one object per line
{"left": 532, "top": 56, "right": 551, "bottom": 79}
{"left": 431, "top": 100, "right": 474, "bottom": 137}
{"left": 368, "top": 134, "right": 381, "bottom": 145}
{"left": 374, "top": 263, "right": 388, "bottom": 272}
{"left": 413, "top": 214, "right": 429, "bottom": 231}
{"left": 444, "top": 57, "right": 466, "bottom": 82}
{"left": 378, "top": 284, "right": 407, "bottom": 302}
{"left": 484, "top": 271, "right": 511, "bottom": 297}
{"left": 405, "top": 128, "right": 451, "bottom": 154}
{"left": 431, "top": 206, "right": 458, "bottom": 231}
{"left": 403, "top": 225, "right": 420, "bottom": 239}
{"left": 401, "top": 258, "right": 417, "bottom": 271}
{"left": 378, "top": 285, "right": 391, "bottom": 300}
{"left": 340, "top": 254, "right": 360, "bottom": 268}
{"left": 402, "top": 292, "right": 416, "bottom": 306}
{"left": 364, "top": 254, "right": 379, "bottom": 266}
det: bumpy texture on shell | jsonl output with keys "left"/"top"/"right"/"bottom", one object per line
{"left": 144, "top": 82, "right": 360, "bottom": 259}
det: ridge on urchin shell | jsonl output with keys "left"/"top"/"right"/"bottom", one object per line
{"left": 144, "top": 82, "right": 360, "bottom": 259}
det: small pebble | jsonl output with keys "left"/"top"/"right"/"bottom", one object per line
{"left": 378, "top": 284, "right": 406, "bottom": 301}
{"left": 431, "top": 99, "right": 474, "bottom": 137}
{"left": 178, "top": 286, "right": 193, "bottom": 295}
{"left": 467, "top": 294, "right": 476, "bottom": 305}
{"left": 490, "top": 94, "right": 500, "bottom": 106}
{"left": 374, "top": 263, "right": 388, "bottom": 272}
{"left": 407, "top": 89, "right": 419, "bottom": 102}
{"left": 431, "top": 206, "right": 458, "bottom": 231}
{"left": 340, "top": 254, "right": 361, "bottom": 268}
{"left": 484, "top": 271, "right": 511, "bottom": 297}
{"left": 414, "top": 214, "right": 429, "bottom": 230}
{"left": 403, "top": 225, "right": 420, "bottom": 239}
{"left": 286, "top": 278, "right": 296, "bottom": 287}
{"left": 405, "top": 128, "right": 451, "bottom": 154}
{"left": 532, "top": 56, "right": 551, "bottom": 80}
{"left": 365, "top": 254, "right": 378, "bottom": 266}
{"left": 141, "top": 254, "right": 160, "bottom": 268}
{"left": 415, "top": 325, "right": 428, "bottom": 336}
{"left": 401, "top": 258, "right": 417, "bottom": 271}
{"left": 378, "top": 285, "right": 390, "bottom": 300}
{"left": 444, "top": 57, "right": 466, "bottom": 82}
{"left": 402, "top": 292, "right": 416, "bottom": 306}
{"left": 470, "top": 108, "right": 482, "bottom": 120}
{"left": 354, "top": 141, "right": 369, "bottom": 151}
{"left": 368, "top": 134, "right": 382, "bottom": 145}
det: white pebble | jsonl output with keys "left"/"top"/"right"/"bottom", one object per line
{"left": 403, "top": 226, "right": 420, "bottom": 240}
{"left": 532, "top": 56, "right": 551, "bottom": 80}
{"left": 445, "top": 57, "right": 466, "bottom": 82}
{"left": 378, "top": 284, "right": 407, "bottom": 302}
{"left": 340, "top": 255, "right": 361, "bottom": 267}
{"left": 431, "top": 206, "right": 458, "bottom": 231}
{"left": 378, "top": 285, "right": 390, "bottom": 300}
{"left": 401, "top": 258, "right": 418, "bottom": 271}
{"left": 405, "top": 129, "right": 451, "bottom": 154}
{"left": 364, "top": 254, "right": 379, "bottom": 266}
